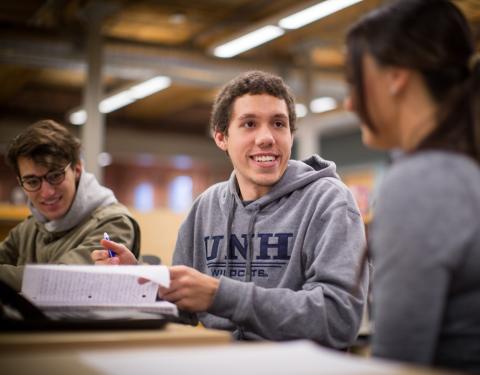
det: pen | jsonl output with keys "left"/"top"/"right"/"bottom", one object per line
{"left": 103, "top": 232, "right": 115, "bottom": 257}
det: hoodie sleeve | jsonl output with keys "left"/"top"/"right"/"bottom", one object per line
{"left": 209, "top": 198, "right": 368, "bottom": 348}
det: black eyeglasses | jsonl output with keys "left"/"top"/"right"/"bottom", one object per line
{"left": 19, "top": 163, "right": 71, "bottom": 192}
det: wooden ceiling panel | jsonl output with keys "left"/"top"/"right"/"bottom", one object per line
{"left": 118, "top": 85, "right": 215, "bottom": 120}
{"left": 3, "top": 85, "right": 80, "bottom": 115}
{"left": 310, "top": 48, "right": 345, "bottom": 69}
{"left": 0, "top": 0, "right": 478, "bottom": 137}
{"left": 455, "top": 0, "right": 480, "bottom": 21}
{"left": 29, "top": 69, "right": 85, "bottom": 88}
{"left": 104, "top": 5, "right": 208, "bottom": 45}
{"left": 0, "top": 1, "right": 46, "bottom": 24}
{"left": 0, "top": 65, "right": 38, "bottom": 102}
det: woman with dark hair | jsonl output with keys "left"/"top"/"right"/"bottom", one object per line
{"left": 344, "top": 0, "right": 480, "bottom": 372}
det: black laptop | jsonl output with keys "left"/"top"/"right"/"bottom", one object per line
{"left": 0, "top": 280, "right": 195, "bottom": 331}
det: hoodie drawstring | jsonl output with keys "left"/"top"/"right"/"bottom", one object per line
{"left": 224, "top": 194, "right": 260, "bottom": 283}
{"left": 245, "top": 205, "right": 260, "bottom": 282}
{"left": 224, "top": 195, "right": 236, "bottom": 278}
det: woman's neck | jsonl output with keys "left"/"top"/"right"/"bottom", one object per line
{"left": 398, "top": 77, "right": 439, "bottom": 152}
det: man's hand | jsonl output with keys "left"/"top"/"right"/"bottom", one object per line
{"left": 159, "top": 265, "right": 219, "bottom": 312}
{"left": 91, "top": 239, "right": 138, "bottom": 265}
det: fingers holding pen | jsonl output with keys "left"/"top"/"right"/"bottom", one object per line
{"left": 100, "top": 238, "right": 138, "bottom": 265}
{"left": 91, "top": 236, "right": 138, "bottom": 265}
{"left": 91, "top": 249, "right": 120, "bottom": 265}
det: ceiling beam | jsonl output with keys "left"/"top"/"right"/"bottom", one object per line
{"left": 0, "top": 33, "right": 347, "bottom": 97}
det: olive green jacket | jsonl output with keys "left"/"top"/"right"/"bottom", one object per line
{"left": 0, "top": 202, "right": 140, "bottom": 291}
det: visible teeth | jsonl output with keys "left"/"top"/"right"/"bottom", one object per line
{"left": 254, "top": 155, "right": 275, "bottom": 162}
{"left": 43, "top": 197, "right": 60, "bottom": 205}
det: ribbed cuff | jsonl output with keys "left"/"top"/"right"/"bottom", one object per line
{"left": 208, "top": 276, "right": 247, "bottom": 320}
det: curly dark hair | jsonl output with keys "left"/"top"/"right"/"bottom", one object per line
{"left": 210, "top": 70, "right": 297, "bottom": 135}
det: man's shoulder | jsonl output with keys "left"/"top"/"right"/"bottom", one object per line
{"left": 4, "top": 214, "right": 37, "bottom": 241}
{"left": 12, "top": 214, "right": 36, "bottom": 229}
{"left": 195, "top": 180, "right": 229, "bottom": 203}
{"left": 91, "top": 202, "right": 133, "bottom": 220}
{"left": 296, "top": 176, "right": 361, "bottom": 218}
{"left": 181, "top": 181, "right": 229, "bottom": 226}
{"left": 306, "top": 175, "right": 351, "bottom": 198}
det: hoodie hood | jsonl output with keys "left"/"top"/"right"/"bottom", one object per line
{"left": 227, "top": 154, "right": 339, "bottom": 210}
{"left": 29, "top": 169, "right": 117, "bottom": 232}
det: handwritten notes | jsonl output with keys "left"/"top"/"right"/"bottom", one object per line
{"left": 21, "top": 265, "right": 176, "bottom": 316}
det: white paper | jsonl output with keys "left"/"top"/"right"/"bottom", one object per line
{"left": 21, "top": 264, "right": 170, "bottom": 306}
{"left": 44, "top": 300, "right": 179, "bottom": 319}
{"left": 78, "top": 341, "right": 407, "bottom": 375}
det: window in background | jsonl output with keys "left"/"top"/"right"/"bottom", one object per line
{"left": 134, "top": 182, "right": 154, "bottom": 212}
{"left": 319, "top": 128, "right": 389, "bottom": 168}
{"left": 320, "top": 128, "right": 389, "bottom": 222}
{"left": 168, "top": 176, "right": 192, "bottom": 213}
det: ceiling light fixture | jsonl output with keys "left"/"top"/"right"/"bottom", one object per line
{"left": 279, "top": 0, "right": 363, "bottom": 30}
{"left": 213, "top": 25, "right": 284, "bottom": 58}
{"left": 310, "top": 97, "right": 337, "bottom": 113}
{"left": 99, "top": 91, "right": 135, "bottom": 113}
{"left": 295, "top": 103, "right": 308, "bottom": 118}
{"left": 211, "top": 0, "right": 362, "bottom": 59}
{"left": 69, "top": 110, "right": 87, "bottom": 125}
{"left": 129, "top": 76, "right": 171, "bottom": 99}
{"left": 69, "top": 75, "right": 171, "bottom": 125}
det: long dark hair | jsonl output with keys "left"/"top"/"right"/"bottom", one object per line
{"left": 346, "top": 0, "right": 480, "bottom": 162}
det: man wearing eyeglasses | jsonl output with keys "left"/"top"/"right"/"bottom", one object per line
{"left": 0, "top": 119, "right": 140, "bottom": 291}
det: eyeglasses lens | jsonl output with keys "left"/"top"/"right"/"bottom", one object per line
{"left": 21, "top": 166, "right": 68, "bottom": 192}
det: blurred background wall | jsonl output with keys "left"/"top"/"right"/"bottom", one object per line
{"left": 0, "top": 0, "right": 478, "bottom": 263}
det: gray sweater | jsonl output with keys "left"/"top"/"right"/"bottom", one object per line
{"left": 370, "top": 151, "right": 480, "bottom": 373}
{"left": 173, "top": 155, "right": 368, "bottom": 348}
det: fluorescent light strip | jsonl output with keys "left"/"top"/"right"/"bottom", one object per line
{"left": 129, "top": 76, "right": 171, "bottom": 99}
{"left": 279, "top": 0, "right": 363, "bottom": 30}
{"left": 295, "top": 103, "right": 308, "bottom": 118}
{"left": 212, "top": 1, "right": 361, "bottom": 59}
{"left": 310, "top": 97, "right": 337, "bottom": 113}
{"left": 69, "top": 75, "right": 171, "bottom": 125}
{"left": 99, "top": 91, "right": 135, "bottom": 113}
{"left": 213, "top": 25, "right": 284, "bottom": 58}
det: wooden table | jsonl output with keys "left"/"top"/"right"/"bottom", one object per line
{"left": 0, "top": 323, "right": 231, "bottom": 352}
{"left": 0, "top": 326, "right": 462, "bottom": 375}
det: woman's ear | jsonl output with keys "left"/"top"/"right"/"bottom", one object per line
{"left": 388, "top": 67, "right": 410, "bottom": 96}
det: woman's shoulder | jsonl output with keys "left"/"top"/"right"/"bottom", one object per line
{"left": 385, "top": 150, "right": 480, "bottom": 191}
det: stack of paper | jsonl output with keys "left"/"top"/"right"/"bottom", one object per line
{"left": 21, "top": 265, "right": 178, "bottom": 319}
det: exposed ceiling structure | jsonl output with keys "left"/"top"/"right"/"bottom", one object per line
{"left": 0, "top": 0, "right": 479, "bottom": 138}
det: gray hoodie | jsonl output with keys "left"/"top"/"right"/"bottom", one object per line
{"left": 173, "top": 155, "right": 368, "bottom": 348}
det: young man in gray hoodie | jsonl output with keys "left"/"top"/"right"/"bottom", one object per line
{"left": 1, "top": 119, "right": 140, "bottom": 291}
{"left": 95, "top": 71, "right": 368, "bottom": 349}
